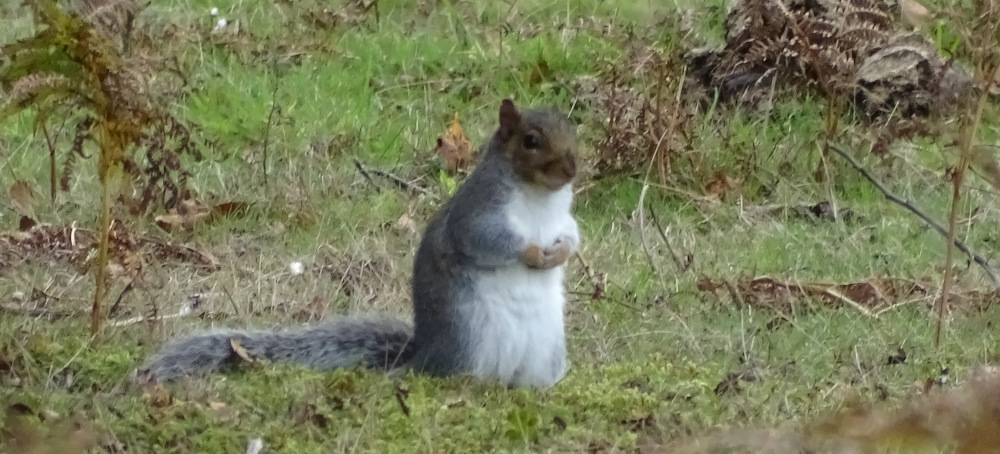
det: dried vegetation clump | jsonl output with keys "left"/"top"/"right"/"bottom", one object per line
{"left": 575, "top": 43, "right": 701, "bottom": 184}
{"left": 0, "top": 221, "right": 219, "bottom": 276}
{"left": 647, "top": 366, "right": 1000, "bottom": 454}
{"left": 697, "top": 275, "right": 999, "bottom": 317}
{"left": 316, "top": 248, "right": 400, "bottom": 306}
{"left": 0, "top": 0, "right": 220, "bottom": 333}
{"left": 686, "top": 0, "right": 972, "bottom": 122}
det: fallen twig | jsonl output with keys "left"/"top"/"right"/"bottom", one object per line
{"left": 260, "top": 60, "right": 281, "bottom": 188}
{"left": 636, "top": 183, "right": 659, "bottom": 275}
{"left": 106, "top": 281, "right": 135, "bottom": 318}
{"left": 648, "top": 204, "right": 690, "bottom": 273}
{"left": 801, "top": 283, "right": 874, "bottom": 317}
{"left": 353, "top": 159, "right": 380, "bottom": 192}
{"left": 108, "top": 293, "right": 207, "bottom": 327}
{"left": 353, "top": 159, "right": 430, "bottom": 196}
{"left": 0, "top": 303, "right": 80, "bottom": 320}
{"left": 108, "top": 309, "right": 192, "bottom": 327}
{"left": 828, "top": 143, "right": 1000, "bottom": 288}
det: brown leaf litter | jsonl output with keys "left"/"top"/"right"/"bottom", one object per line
{"left": 315, "top": 247, "right": 399, "bottom": 306}
{"left": 645, "top": 365, "right": 1000, "bottom": 454}
{"left": 0, "top": 403, "right": 103, "bottom": 454}
{"left": 0, "top": 219, "right": 218, "bottom": 275}
{"left": 153, "top": 198, "right": 252, "bottom": 232}
{"left": 697, "top": 275, "right": 997, "bottom": 316}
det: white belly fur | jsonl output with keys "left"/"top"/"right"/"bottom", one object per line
{"left": 468, "top": 185, "right": 579, "bottom": 387}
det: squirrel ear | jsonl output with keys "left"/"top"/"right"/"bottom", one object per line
{"left": 498, "top": 99, "right": 520, "bottom": 141}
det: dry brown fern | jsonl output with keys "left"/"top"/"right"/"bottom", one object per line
{"left": 1, "top": 0, "right": 199, "bottom": 212}
{"left": 577, "top": 44, "right": 696, "bottom": 183}
{"left": 0, "top": 0, "right": 208, "bottom": 336}
{"left": 688, "top": 0, "right": 972, "bottom": 122}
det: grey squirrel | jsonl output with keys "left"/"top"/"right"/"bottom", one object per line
{"left": 141, "top": 99, "right": 580, "bottom": 388}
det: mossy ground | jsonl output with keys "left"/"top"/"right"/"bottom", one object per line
{"left": 1, "top": 0, "right": 998, "bottom": 452}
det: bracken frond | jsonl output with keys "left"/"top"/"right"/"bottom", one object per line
{"left": 0, "top": 73, "right": 74, "bottom": 118}
{"left": 686, "top": 0, "right": 972, "bottom": 125}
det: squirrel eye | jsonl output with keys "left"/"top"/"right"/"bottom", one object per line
{"left": 522, "top": 133, "right": 540, "bottom": 150}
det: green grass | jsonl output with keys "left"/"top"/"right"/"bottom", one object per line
{"left": 2, "top": 0, "right": 999, "bottom": 452}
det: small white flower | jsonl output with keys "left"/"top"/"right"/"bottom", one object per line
{"left": 212, "top": 18, "right": 227, "bottom": 32}
{"left": 210, "top": 7, "right": 219, "bottom": 16}
{"left": 289, "top": 261, "right": 305, "bottom": 275}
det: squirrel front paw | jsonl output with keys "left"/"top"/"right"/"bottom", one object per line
{"left": 542, "top": 239, "right": 572, "bottom": 268}
{"left": 521, "top": 240, "right": 572, "bottom": 270}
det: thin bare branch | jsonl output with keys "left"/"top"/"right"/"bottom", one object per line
{"left": 647, "top": 204, "right": 690, "bottom": 273}
{"left": 828, "top": 143, "right": 1000, "bottom": 288}
{"left": 260, "top": 62, "right": 281, "bottom": 188}
{"left": 636, "top": 183, "right": 659, "bottom": 275}
{"left": 353, "top": 159, "right": 431, "bottom": 196}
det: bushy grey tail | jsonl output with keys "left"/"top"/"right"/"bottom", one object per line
{"left": 140, "top": 316, "right": 415, "bottom": 382}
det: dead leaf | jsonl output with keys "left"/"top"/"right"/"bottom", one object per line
{"left": 291, "top": 403, "right": 329, "bottom": 428}
{"left": 900, "top": 0, "right": 931, "bottom": 28}
{"left": 704, "top": 172, "right": 741, "bottom": 199}
{"left": 766, "top": 201, "right": 857, "bottom": 224}
{"left": 435, "top": 113, "right": 474, "bottom": 174}
{"left": 205, "top": 399, "right": 239, "bottom": 422}
{"left": 530, "top": 57, "right": 552, "bottom": 86}
{"left": 229, "top": 338, "right": 255, "bottom": 363}
{"left": 9, "top": 180, "right": 35, "bottom": 217}
{"left": 210, "top": 201, "right": 252, "bottom": 219}
{"left": 588, "top": 440, "right": 611, "bottom": 454}
{"left": 714, "top": 372, "right": 743, "bottom": 396}
{"left": 155, "top": 200, "right": 250, "bottom": 232}
{"left": 970, "top": 145, "right": 1000, "bottom": 192}
{"left": 887, "top": 348, "right": 907, "bottom": 365}
{"left": 292, "top": 295, "right": 327, "bottom": 323}
{"left": 697, "top": 276, "right": 937, "bottom": 315}
{"left": 394, "top": 213, "right": 418, "bottom": 236}
{"left": 155, "top": 200, "right": 210, "bottom": 232}
{"left": 621, "top": 413, "right": 656, "bottom": 432}
{"left": 142, "top": 384, "right": 173, "bottom": 408}
{"left": 18, "top": 215, "right": 37, "bottom": 231}
{"left": 208, "top": 401, "right": 227, "bottom": 410}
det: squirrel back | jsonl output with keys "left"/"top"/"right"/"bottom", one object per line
{"left": 140, "top": 100, "right": 580, "bottom": 388}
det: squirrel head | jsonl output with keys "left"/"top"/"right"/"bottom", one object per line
{"left": 494, "top": 99, "right": 577, "bottom": 191}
